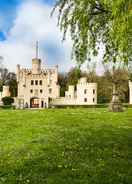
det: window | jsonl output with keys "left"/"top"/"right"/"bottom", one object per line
{"left": 84, "top": 98, "right": 87, "bottom": 102}
{"left": 30, "top": 89, "right": 33, "bottom": 93}
{"left": 35, "top": 80, "right": 38, "bottom": 85}
{"left": 84, "top": 89, "right": 87, "bottom": 94}
{"left": 93, "top": 89, "right": 95, "bottom": 94}
{"left": 49, "top": 80, "right": 52, "bottom": 84}
{"left": 49, "top": 88, "right": 52, "bottom": 94}
{"left": 31, "top": 80, "right": 34, "bottom": 85}
{"left": 93, "top": 98, "right": 95, "bottom": 102}
{"left": 40, "top": 80, "right": 42, "bottom": 85}
{"left": 40, "top": 89, "right": 43, "bottom": 93}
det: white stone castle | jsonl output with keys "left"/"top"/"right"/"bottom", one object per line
{"left": 1, "top": 44, "right": 132, "bottom": 108}
{"left": 16, "top": 60, "right": 60, "bottom": 108}
{"left": 12, "top": 44, "right": 97, "bottom": 108}
{"left": 1, "top": 45, "right": 132, "bottom": 107}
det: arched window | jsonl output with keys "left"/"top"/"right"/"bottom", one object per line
{"left": 84, "top": 89, "right": 87, "bottom": 94}
{"left": 49, "top": 88, "right": 52, "bottom": 94}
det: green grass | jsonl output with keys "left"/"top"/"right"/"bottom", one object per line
{"left": 0, "top": 108, "right": 132, "bottom": 184}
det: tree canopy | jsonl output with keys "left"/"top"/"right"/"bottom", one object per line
{"left": 53, "top": 0, "right": 132, "bottom": 65}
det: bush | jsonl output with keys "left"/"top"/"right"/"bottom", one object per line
{"left": 0, "top": 105, "right": 15, "bottom": 109}
{"left": 2, "top": 97, "right": 14, "bottom": 105}
{"left": 52, "top": 104, "right": 108, "bottom": 109}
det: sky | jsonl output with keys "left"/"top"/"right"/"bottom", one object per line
{"left": 0, "top": 0, "right": 104, "bottom": 73}
{"left": 0, "top": 0, "right": 75, "bottom": 72}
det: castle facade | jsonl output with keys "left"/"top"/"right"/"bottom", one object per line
{"left": 16, "top": 57, "right": 60, "bottom": 108}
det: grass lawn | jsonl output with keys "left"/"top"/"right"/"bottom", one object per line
{"left": 0, "top": 108, "right": 132, "bottom": 184}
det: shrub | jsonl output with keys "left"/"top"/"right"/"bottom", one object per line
{"left": 2, "top": 97, "right": 14, "bottom": 105}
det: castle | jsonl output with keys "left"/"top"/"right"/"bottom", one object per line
{"left": 1, "top": 47, "right": 132, "bottom": 107}
{"left": 1, "top": 43, "right": 132, "bottom": 108}
{"left": 16, "top": 59, "right": 60, "bottom": 108}
{"left": 13, "top": 44, "right": 97, "bottom": 108}
{"left": 15, "top": 59, "right": 97, "bottom": 108}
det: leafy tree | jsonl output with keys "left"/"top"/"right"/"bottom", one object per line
{"left": 67, "top": 67, "right": 81, "bottom": 86}
{"left": 53, "top": 0, "right": 132, "bottom": 64}
{"left": 0, "top": 63, "right": 17, "bottom": 97}
{"left": 58, "top": 73, "right": 67, "bottom": 96}
{"left": 53, "top": 0, "right": 131, "bottom": 111}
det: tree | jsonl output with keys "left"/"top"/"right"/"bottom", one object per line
{"left": 53, "top": 0, "right": 132, "bottom": 111}
{"left": 67, "top": 67, "right": 81, "bottom": 86}
{"left": 7, "top": 73, "right": 17, "bottom": 97}
{"left": 102, "top": 62, "right": 129, "bottom": 111}
{"left": 58, "top": 73, "right": 67, "bottom": 96}
{"left": 0, "top": 59, "right": 17, "bottom": 97}
{"left": 53, "top": 0, "right": 131, "bottom": 64}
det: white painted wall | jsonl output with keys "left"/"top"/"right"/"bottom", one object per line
{"left": 129, "top": 81, "right": 132, "bottom": 104}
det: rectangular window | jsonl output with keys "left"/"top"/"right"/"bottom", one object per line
{"left": 84, "top": 98, "right": 87, "bottom": 102}
{"left": 49, "top": 88, "right": 52, "bottom": 94}
{"left": 30, "top": 89, "right": 33, "bottom": 93}
{"left": 35, "top": 80, "right": 38, "bottom": 85}
{"left": 31, "top": 80, "right": 34, "bottom": 85}
{"left": 84, "top": 89, "right": 87, "bottom": 94}
{"left": 40, "top": 80, "right": 42, "bottom": 85}
{"left": 40, "top": 89, "right": 43, "bottom": 93}
{"left": 93, "top": 98, "right": 95, "bottom": 102}
{"left": 93, "top": 89, "right": 95, "bottom": 94}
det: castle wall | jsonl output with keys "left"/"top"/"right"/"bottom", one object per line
{"left": 129, "top": 81, "right": 132, "bottom": 104}
{"left": 52, "top": 77, "right": 97, "bottom": 106}
{"left": 77, "top": 83, "right": 97, "bottom": 105}
{"left": 2, "top": 86, "right": 11, "bottom": 98}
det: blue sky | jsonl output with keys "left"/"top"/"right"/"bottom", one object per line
{"left": 0, "top": 0, "right": 104, "bottom": 73}
{"left": 0, "top": 0, "right": 55, "bottom": 40}
{"left": 0, "top": 0, "right": 75, "bottom": 72}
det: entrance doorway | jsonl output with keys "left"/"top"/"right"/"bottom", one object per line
{"left": 30, "top": 98, "right": 39, "bottom": 108}
{"left": 41, "top": 101, "right": 44, "bottom": 108}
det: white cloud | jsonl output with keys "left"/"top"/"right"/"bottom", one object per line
{"left": 0, "top": 0, "right": 74, "bottom": 72}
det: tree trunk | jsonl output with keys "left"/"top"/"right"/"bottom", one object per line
{"left": 109, "top": 83, "right": 123, "bottom": 112}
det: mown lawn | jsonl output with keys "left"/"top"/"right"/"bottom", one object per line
{"left": 0, "top": 108, "right": 132, "bottom": 184}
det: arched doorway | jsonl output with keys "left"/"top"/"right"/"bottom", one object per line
{"left": 30, "top": 97, "right": 39, "bottom": 108}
